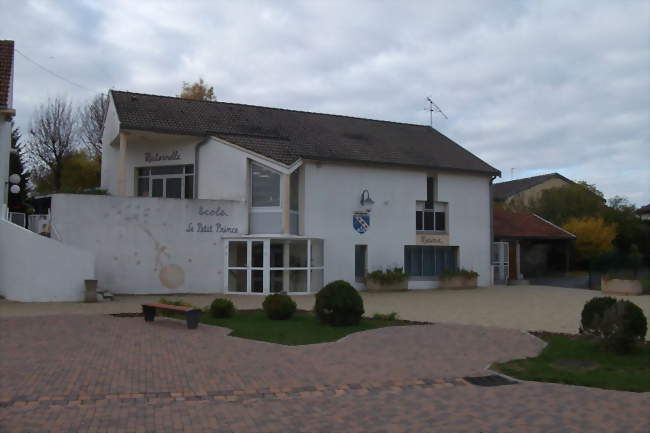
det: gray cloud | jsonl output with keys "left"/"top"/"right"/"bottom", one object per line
{"left": 2, "top": 0, "right": 648, "bottom": 204}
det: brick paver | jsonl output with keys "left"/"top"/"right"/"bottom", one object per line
{"left": 0, "top": 315, "right": 647, "bottom": 432}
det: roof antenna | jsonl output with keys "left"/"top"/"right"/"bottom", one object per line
{"left": 426, "top": 96, "right": 448, "bottom": 127}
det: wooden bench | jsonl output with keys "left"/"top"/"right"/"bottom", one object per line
{"left": 142, "top": 303, "right": 202, "bottom": 329}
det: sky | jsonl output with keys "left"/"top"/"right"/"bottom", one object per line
{"left": 2, "top": 0, "right": 649, "bottom": 205}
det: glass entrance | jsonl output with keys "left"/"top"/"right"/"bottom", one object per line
{"left": 225, "top": 238, "right": 324, "bottom": 294}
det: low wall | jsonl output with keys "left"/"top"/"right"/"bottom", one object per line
{"left": 50, "top": 194, "right": 247, "bottom": 295}
{"left": 0, "top": 220, "right": 95, "bottom": 302}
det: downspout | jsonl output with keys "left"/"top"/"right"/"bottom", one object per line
{"left": 489, "top": 174, "right": 498, "bottom": 285}
{"left": 194, "top": 136, "right": 212, "bottom": 199}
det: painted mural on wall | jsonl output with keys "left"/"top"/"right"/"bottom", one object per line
{"left": 50, "top": 195, "right": 247, "bottom": 294}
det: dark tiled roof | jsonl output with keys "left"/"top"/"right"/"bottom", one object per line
{"left": 110, "top": 90, "right": 500, "bottom": 174}
{"left": 0, "top": 40, "right": 14, "bottom": 109}
{"left": 493, "top": 208, "right": 576, "bottom": 240}
{"left": 492, "top": 173, "right": 573, "bottom": 201}
{"left": 636, "top": 204, "right": 650, "bottom": 215}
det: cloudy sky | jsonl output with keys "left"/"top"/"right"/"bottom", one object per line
{"left": 2, "top": 0, "right": 649, "bottom": 205}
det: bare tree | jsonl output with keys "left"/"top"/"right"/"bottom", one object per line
{"left": 26, "top": 97, "right": 77, "bottom": 192}
{"left": 78, "top": 93, "right": 109, "bottom": 161}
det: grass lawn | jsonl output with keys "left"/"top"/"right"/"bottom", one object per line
{"left": 200, "top": 310, "right": 406, "bottom": 345}
{"left": 493, "top": 334, "right": 650, "bottom": 392}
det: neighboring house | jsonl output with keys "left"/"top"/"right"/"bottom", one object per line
{"left": 493, "top": 173, "right": 574, "bottom": 208}
{"left": 40, "top": 90, "right": 500, "bottom": 296}
{"left": 0, "top": 40, "right": 16, "bottom": 218}
{"left": 636, "top": 204, "right": 650, "bottom": 221}
{"left": 493, "top": 208, "right": 575, "bottom": 282}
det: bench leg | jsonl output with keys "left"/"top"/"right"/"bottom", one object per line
{"left": 143, "top": 305, "right": 156, "bottom": 322}
{"left": 186, "top": 310, "right": 201, "bottom": 329}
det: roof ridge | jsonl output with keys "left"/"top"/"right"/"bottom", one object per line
{"left": 494, "top": 173, "right": 557, "bottom": 185}
{"left": 110, "top": 89, "right": 433, "bottom": 129}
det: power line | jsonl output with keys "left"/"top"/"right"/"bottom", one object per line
{"left": 14, "top": 48, "right": 98, "bottom": 93}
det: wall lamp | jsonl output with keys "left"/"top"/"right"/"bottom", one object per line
{"left": 360, "top": 189, "right": 374, "bottom": 207}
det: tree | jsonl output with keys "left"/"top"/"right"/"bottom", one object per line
{"left": 529, "top": 182, "right": 606, "bottom": 226}
{"left": 8, "top": 126, "right": 31, "bottom": 212}
{"left": 31, "top": 149, "right": 101, "bottom": 194}
{"left": 78, "top": 93, "right": 109, "bottom": 161}
{"left": 563, "top": 217, "right": 617, "bottom": 264}
{"left": 26, "top": 97, "right": 77, "bottom": 192}
{"left": 178, "top": 77, "right": 216, "bottom": 101}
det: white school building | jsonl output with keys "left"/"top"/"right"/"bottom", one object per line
{"left": 3, "top": 90, "right": 501, "bottom": 301}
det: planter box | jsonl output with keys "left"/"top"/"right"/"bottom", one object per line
{"left": 440, "top": 276, "right": 477, "bottom": 290}
{"left": 601, "top": 277, "right": 643, "bottom": 296}
{"left": 365, "top": 279, "right": 407, "bottom": 292}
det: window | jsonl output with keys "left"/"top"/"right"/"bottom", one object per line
{"left": 251, "top": 163, "right": 281, "bottom": 207}
{"left": 136, "top": 165, "right": 194, "bottom": 199}
{"left": 225, "top": 238, "right": 324, "bottom": 294}
{"left": 416, "top": 202, "right": 447, "bottom": 232}
{"left": 355, "top": 245, "right": 367, "bottom": 282}
{"left": 404, "top": 246, "right": 458, "bottom": 279}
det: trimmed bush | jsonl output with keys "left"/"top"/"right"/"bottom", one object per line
{"left": 580, "top": 297, "right": 617, "bottom": 334}
{"left": 314, "top": 280, "right": 365, "bottom": 326}
{"left": 580, "top": 297, "right": 647, "bottom": 354}
{"left": 263, "top": 294, "right": 297, "bottom": 320}
{"left": 210, "top": 298, "right": 235, "bottom": 318}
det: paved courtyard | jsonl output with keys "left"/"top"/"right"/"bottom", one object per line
{"left": 2, "top": 285, "right": 649, "bottom": 336}
{"left": 1, "top": 314, "right": 648, "bottom": 432}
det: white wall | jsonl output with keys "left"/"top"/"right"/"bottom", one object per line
{"left": 437, "top": 171, "right": 493, "bottom": 286}
{"left": 50, "top": 194, "right": 247, "bottom": 294}
{"left": 302, "top": 161, "right": 493, "bottom": 288}
{"left": 0, "top": 220, "right": 95, "bottom": 302}
{"left": 197, "top": 139, "right": 249, "bottom": 201}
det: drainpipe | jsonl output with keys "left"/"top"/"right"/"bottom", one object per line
{"left": 489, "top": 174, "right": 498, "bottom": 285}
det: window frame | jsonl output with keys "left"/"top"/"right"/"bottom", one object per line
{"left": 224, "top": 238, "right": 324, "bottom": 294}
{"left": 136, "top": 164, "right": 194, "bottom": 199}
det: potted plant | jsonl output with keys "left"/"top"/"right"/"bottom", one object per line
{"left": 365, "top": 267, "right": 408, "bottom": 292}
{"left": 439, "top": 269, "right": 479, "bottom": 289}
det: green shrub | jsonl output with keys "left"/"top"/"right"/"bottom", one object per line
{"left": 262, "top": 294, "right": 297, "bottom": 320}
{"left": 366, "top": 267, "right": 407, "bottom": 285}
{"left": 580, "top": 297, "right": 617, "bottom": 334}
{"left": 439, "top": 268, "right": 479, "bottom": 281}
{"left": 210, "top": 298, "right": 235, "bottom": 318}
{"left": 157, "top": 297, "right": 196, "bottom": 318}
{"left": 314, "top": 280, "right": 365, "bottom": 326}
{"left": 580, "top": 298, "right": 647, "bottom": 354}
{"left": 372, "top": 312, "right": 399, "bottom": 321}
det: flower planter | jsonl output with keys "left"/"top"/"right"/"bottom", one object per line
{"left": 439, "top": 276, "right": 477, "bottom": 290}
{"left": 601, "top": 277, "right": 642, "bottom": 296}
{"left": 365, "top": 279, "right": 407, "bottom": 292}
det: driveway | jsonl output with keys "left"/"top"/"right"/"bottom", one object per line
{"left": 0, "top": 315, "right": 647, "bottom": 432}
{"left": 2, "top": 285, "right": 649, "bottom": 336}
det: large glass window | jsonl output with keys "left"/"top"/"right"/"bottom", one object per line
{"left": 404, "top": 246, "right": 458, "bottom": 279}
{"left": 137, "top": 165, "right": 194, "bottom": 199}
{"left": 251, "top": 163, "right": 281, "bottom": 207}
{"left": 225, "top": 238, "right": 324, "bottom": 294}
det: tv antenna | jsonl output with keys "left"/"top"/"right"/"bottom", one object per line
{"left": 426, "top": 96, "right": 448, "bottom": 127}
